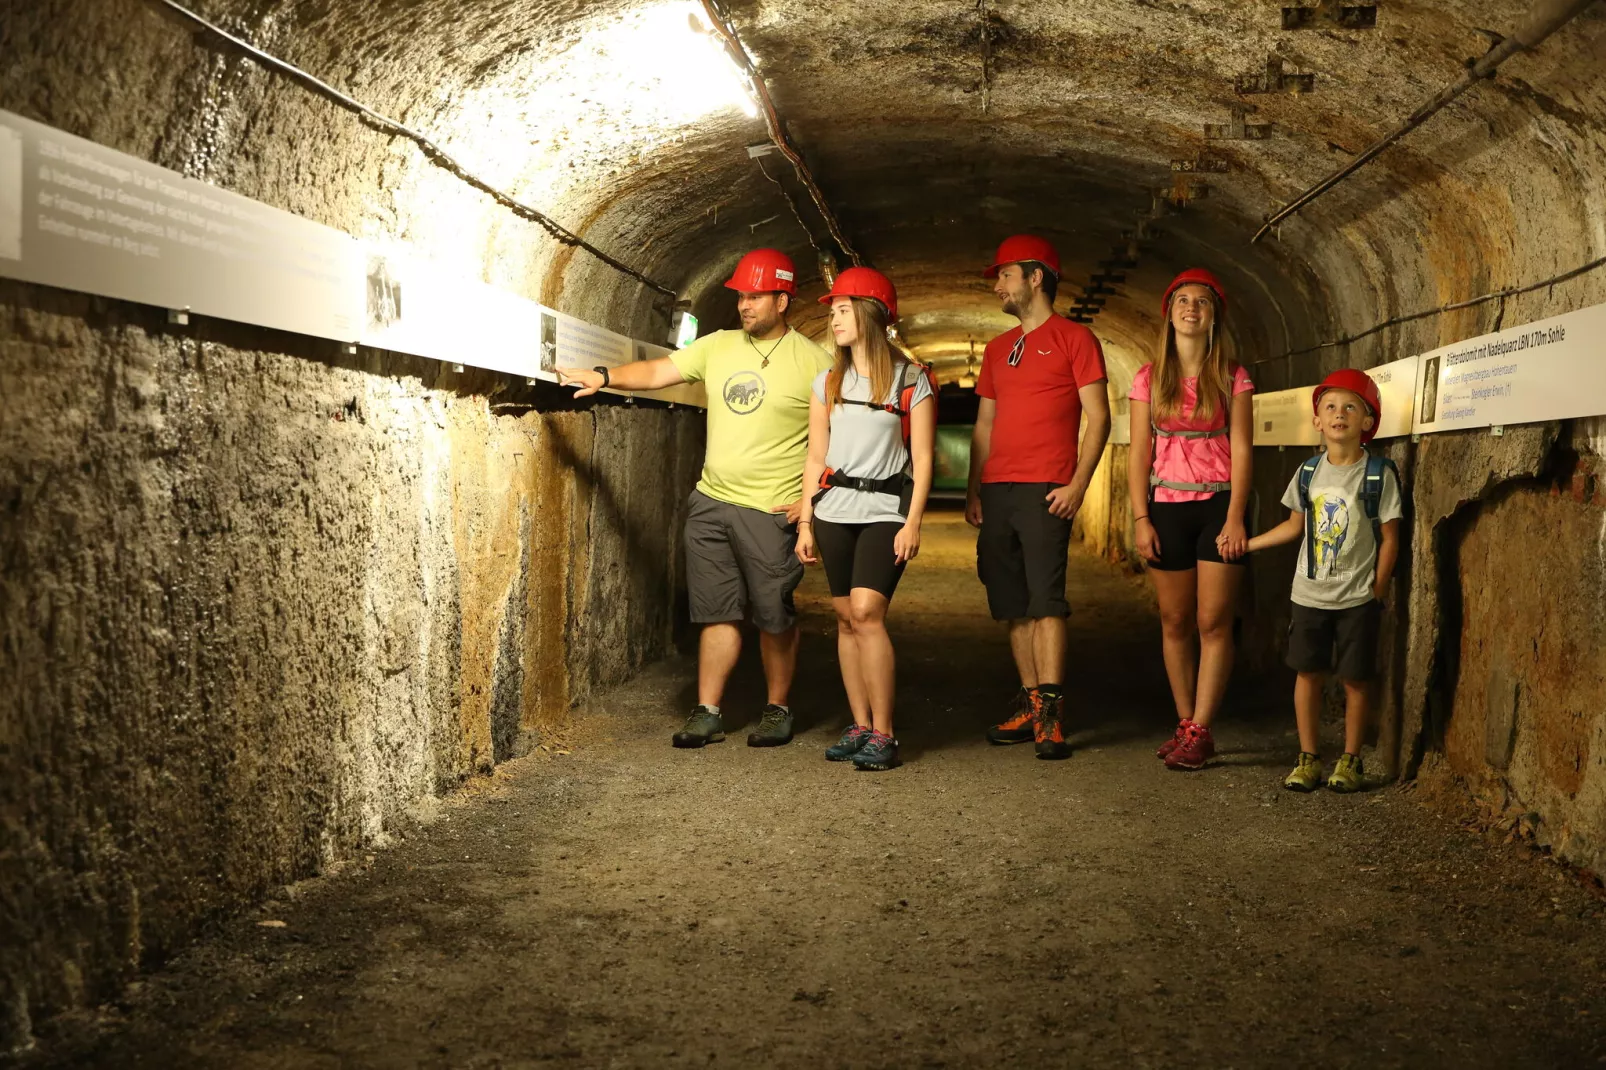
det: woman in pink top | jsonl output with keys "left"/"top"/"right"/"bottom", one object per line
{"left": 1127, "top": 268, "right": 1254, "bottom": 771}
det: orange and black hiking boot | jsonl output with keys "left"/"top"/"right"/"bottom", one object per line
{"left": 1033, "top": 687, "right": 1071, "bottom": 761}
{"left": 985, "top": 687, "right": 1035, "bottom": 745}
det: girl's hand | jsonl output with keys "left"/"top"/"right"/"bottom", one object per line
{"left": 1135, "top": 516, "right": 1162, "bottom": 563}
{"left": 893, "top": 522, "right": 921, "bottom": 564}
{"left": 1217, "top": 517, "right": 1248, "bottom": 561}
{"left": 796, "top": 525, "right": 818, "bottom": 565}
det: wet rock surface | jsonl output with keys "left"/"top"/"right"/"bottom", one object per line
{"left": 16, "top": 515, "right": 1604, "bottom": 1068}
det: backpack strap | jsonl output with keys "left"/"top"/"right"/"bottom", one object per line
{"left": 1152, "top": 426, "right": 1230, "bottom": 439}
{"left": 1360, "top": 452, "right": 1400, "bottom": 576}
{"left": 1298, "top": 453, "right": 1322, "bottom": 580}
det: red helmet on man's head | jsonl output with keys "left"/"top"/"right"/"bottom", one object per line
{"left": 1162, "top": 268, "right": 1228, "bottom": 315}
{"left": 819, "top": 266, "right": 898, "bottom": 320}
{"left": 724, "top": 248, "right": 798, "bottom": 295}
{"left": 984, "top": 234, "right": 1061, "bottom": 279}
{"left": 1313, "top": 368, "right": 1383, "bottom": 443}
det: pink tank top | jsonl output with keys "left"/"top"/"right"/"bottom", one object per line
{"left": 1129, "top": 363, "right": 1254, "bottom": 503}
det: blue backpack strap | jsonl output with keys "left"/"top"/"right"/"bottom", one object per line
{"left": 1361, "top": 452, "right": 1400, "bottom": 569}
{"left": 1298, "top": 453, "right": 1322, "bottom": 580}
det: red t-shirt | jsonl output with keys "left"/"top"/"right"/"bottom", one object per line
{"left": 977, "top": 316, "right": 1109, "bottom": 484}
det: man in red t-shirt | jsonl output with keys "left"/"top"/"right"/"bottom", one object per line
{"left": 965, "top": 234, "right": 1111, "bottom": 760}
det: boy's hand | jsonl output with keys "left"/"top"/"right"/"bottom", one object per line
{"left": 1217, "top": 517, "right": 1248, "bottom": 561}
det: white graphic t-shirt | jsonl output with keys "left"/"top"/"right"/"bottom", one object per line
{"left": 1280, "top": 453, "right": 1403, "bottom": 610}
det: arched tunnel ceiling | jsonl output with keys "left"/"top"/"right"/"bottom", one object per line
{"left": 19, "top": 0, "right": 1606, "bottom": 389}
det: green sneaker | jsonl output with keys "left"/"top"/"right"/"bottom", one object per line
{"left": 747, "top": 704, "right": 794, "bottom": 747}
{"left": 671, "top": 705, "right": 724, "bottom": 749}
{"left": 1283, "top": 752, "right": 1324, "bottom": 793}
{"left": 1327, "top": 753, "right": 1366, "bottom": 793}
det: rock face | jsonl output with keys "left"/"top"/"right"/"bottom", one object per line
{"left": 4, "top": 0, "right": 1606, "bottom": 1051}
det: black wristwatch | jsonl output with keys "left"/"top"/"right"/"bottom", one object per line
{"left": 593, "top": 365, "right": 611, "bottom": 387}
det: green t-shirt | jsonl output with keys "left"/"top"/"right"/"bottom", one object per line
{"left": 671, "top": 327, "right": 834, "bottom": 512}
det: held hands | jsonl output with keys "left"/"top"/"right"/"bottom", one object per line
{"left": 894, "top": 522, "right": 921, "bottom": 564}
{"left": 1215, "top": 517, "right": 1248, "bottom": 562}
{"left": 557, "top": 367, "right": 605, "bottom": 397}
{"left": 1045, "top": 483, "right": 1085, "bottom": 520}
{"left": 1135, "top": 516, "right": 1163, "bottom": 563}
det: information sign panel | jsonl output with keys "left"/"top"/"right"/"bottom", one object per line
{"left": 1252, "top": 386, "right": 1320, "bottom": 447}
{"left": 1412, "top": 302, "right": 1606, "bottom": 433}
{"left": 1365, "top": 354, "right": 1418, "bottom": 440}
{"left": 0, "top": 108, "right": 362, "bottom": 341}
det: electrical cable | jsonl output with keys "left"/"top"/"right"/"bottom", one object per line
{"left": 699, "top": 0, "right": 864, "bottom": 268}
{"left": 1252, "top": 253, "right": 1606, "bottom": 365}
{"left": 755, "top": 156, "right": 825, "bottom": 255}
{"left": 146, "top": 0, "right": 679, "bottom": 299}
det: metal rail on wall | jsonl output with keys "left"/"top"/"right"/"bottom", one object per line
{"left": 145, "top": 0, "right": 680, "bottom": 300}
{"left": 1251, "top": 0, "right": 1601, "bottom": 243}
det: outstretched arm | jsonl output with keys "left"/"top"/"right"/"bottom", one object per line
{"left": 1246, "top": 511, "right": 1304, "bottom": 553}
{"left": 559, "top": 356, "right": 686, "bottom": 397}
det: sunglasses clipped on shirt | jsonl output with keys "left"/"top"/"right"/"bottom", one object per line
{"left": 1007, "top": 335, "right": 1026, "bottom": 367}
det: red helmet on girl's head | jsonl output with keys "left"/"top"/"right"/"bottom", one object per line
{"left": 984, "top": 235, "right": 1061, "bottom": 279}
{"left": 724, "top": 248, "right": 798, "bottom": 295}
{"left": 1162, "top": 268, "right": 1227, "bottom": 314}
{"left": 819, "top": 266, "right": 898, "bottom": 320}
{"left": 1312, "top": 368, "right": 1383, "bottom": 443}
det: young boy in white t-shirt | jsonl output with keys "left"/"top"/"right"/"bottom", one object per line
{"left": 1242, "top": 370, "right": 1403, "bottom": 793}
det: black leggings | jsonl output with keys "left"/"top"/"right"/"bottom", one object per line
{"left": 812, "top": 519, "right": 908, "bottom": 599}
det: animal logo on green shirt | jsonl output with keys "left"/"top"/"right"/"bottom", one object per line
{"left": 722, "top": 371, "right": 766, "bottom": 415}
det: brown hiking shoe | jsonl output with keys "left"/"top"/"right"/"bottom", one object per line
{"left": 986, "top": 687, "right": 1035, "bottom": 745}
{"left": 1033, "top": 689, "right": 1071, "bottom": 761}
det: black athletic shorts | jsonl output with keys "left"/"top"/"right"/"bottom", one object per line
{"left": 1286, "top": 600, "right": 1381, "bottom": 682}
{"left": 1146, "top": 492, "right": 1240, "bottom": 572}
{"left": 976, "top": 482, "right": 1071, "bottom": 620}
{"left": 812, "top": 518, "right": 907, "bottom": 600}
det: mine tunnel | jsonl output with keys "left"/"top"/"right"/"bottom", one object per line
{"left": 4, "top": 0, "right": 1606, "bottom": 1064}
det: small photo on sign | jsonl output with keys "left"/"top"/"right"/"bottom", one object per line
{"left": 366, "top": 256, "right": 402, "bottom": 331}
{"left": 0, "top": 125, "right": 21, "bottom": 261}
{"left": 539, "top": 312, "right": 558, "bottom": 373}
{"left": 1420, "top": 356, "right": 1439, "bottom": 425}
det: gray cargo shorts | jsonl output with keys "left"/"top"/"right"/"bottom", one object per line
{"left": 684, "top": 489, "right": 803, "bottom": 633}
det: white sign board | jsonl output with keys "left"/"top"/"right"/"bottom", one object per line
{"left": 0, "top": 108, "right": 362, "bottom": 341}
{"left": 1413, "top": 302, "right": 1606, "bottom": 433}
{"left": 1365, "top": 354, "right": 1418, "bottom": 440}
{"left": 1252, "top": 386, "right": 1320, "bottom": 447}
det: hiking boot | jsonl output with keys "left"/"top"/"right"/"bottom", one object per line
{"left": 1033, "top": 690, "right": 1071, "bottom": 761}
{"left": 672, "top": 705, "right": 724, "bottom": 749}
{"left": 1157, "top": 719, "right": 1192, "bottom": 760}
{"left": 986, "top": 687, "right": 1035, "bottom": 745}
{"left": 1327, "top": 753, "right": 1366, "bottom": 793}
{"left": 825, "top": 724, "right": 873, "bottom": 761}
{"left": 747, "top": 704, "right": 794, "bottom": 747}
{"left": 1283, "top": 752, "right": 1324, "bottom": 792}
{"left": 1164, "top": 721, "right": 1215, "bottom": 770}
{"left": 851, "top": 731, "right": 899, "bottom": 771}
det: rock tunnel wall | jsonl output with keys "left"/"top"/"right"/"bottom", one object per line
{"left": 0, "top": 280, "right": 702, "bottom": 1044}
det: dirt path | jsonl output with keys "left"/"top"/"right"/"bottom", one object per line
{"left": 17, "top": 512, "right": 1606, "bottom": 1069}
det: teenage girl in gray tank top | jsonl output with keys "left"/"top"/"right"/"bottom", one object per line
{"left": 796, "top": 268, "right": 935, "bottom": 772}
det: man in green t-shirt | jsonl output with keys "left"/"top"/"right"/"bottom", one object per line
{"left": 561, "top": 248, "right": 833, "bottom": 750}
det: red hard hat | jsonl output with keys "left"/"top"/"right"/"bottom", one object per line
{"left": 819, "top": 266, "right": 898, "bottom": 320}
{"left": 1312, "top": 368, "right": 1383, "bottom": 443}
{"left": 984, "top": 235, "right": 1061, "bottom": 279}
{"left": 724, "top": 248, "right": 798, "bottom": 295}
{"left": 1162, "top": 268, "right": 1227, "bottom": 315}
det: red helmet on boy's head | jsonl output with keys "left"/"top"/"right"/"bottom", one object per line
{"left": 1313, "top": 368, "right": 1383, "bottom": 443}
{"left": 984, "top": 234, "right": 1061, "bottom": 279}
{"left": 1162, "top": 268, "right": 1227, "bottom": 315}
{"left": 819, "top": 266, "right": 899, "bottom": 320}
{"left": 724, "top": 248, "right": 798, "bottom": 295}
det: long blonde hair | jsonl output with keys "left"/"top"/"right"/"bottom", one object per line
{"left": 826, "top": 297, "right": 904, "bottom": 408}
{"left": 1150, "top": 291, "right": 1235, "bottom": 425}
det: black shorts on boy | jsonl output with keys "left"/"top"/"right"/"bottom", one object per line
{"left": 1285, "top": 600, "right": 1381, "bottom": 682}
